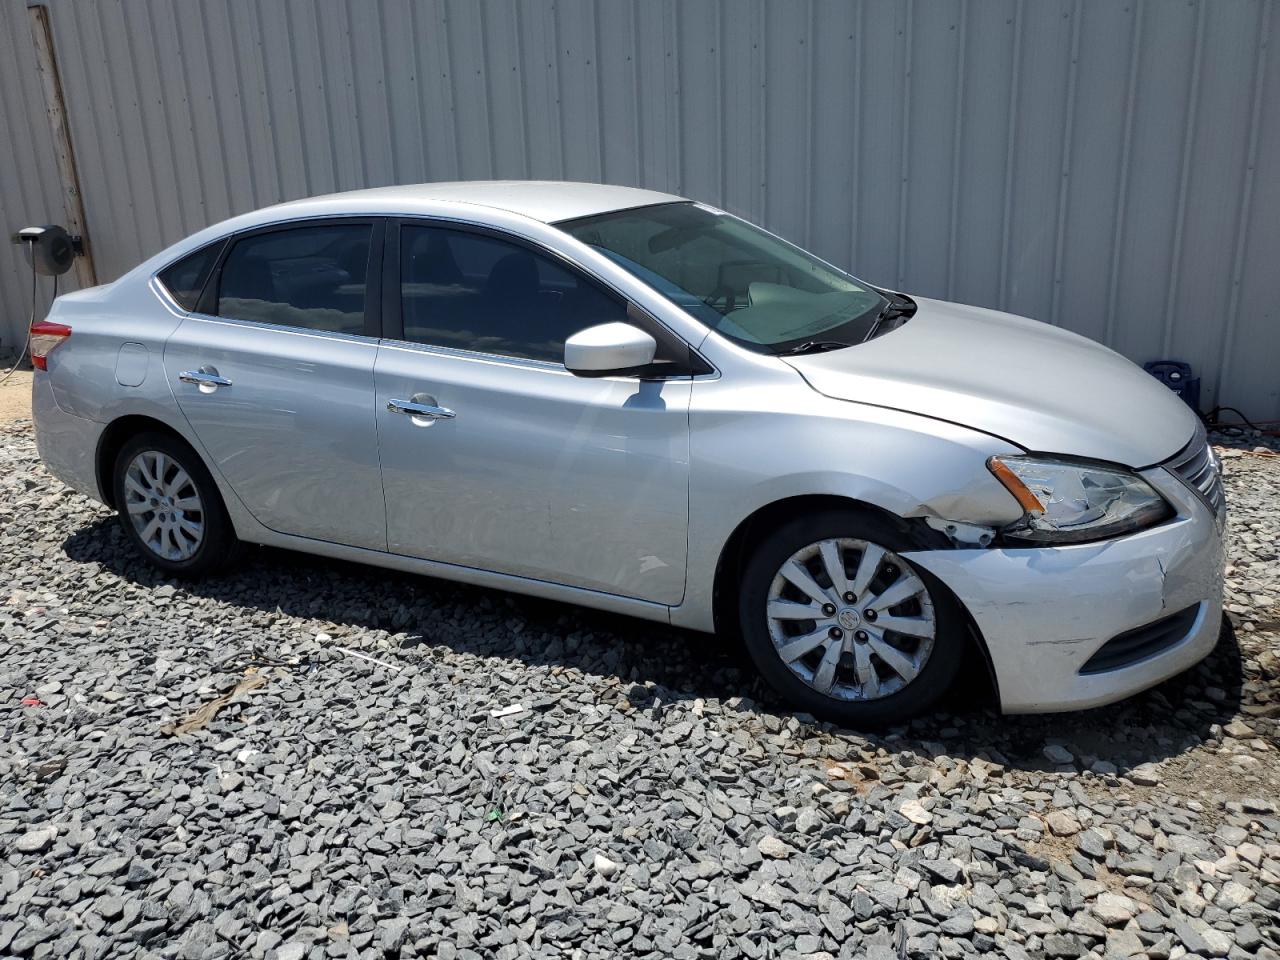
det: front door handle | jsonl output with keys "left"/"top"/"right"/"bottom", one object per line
{"left": 178, "top": 368, "right": 232, "bottom": 392}
{"left": 387, "top": 397, "right": 456, "bottom": 423}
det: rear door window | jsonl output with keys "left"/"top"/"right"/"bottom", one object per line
{"left": 216, "top": 223, "right": 373, "bottom": 336}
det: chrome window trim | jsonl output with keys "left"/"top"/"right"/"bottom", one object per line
{"left": 148, "top": 211, "right": 379, "bottom": 279}
{"left": 148, "top": 214, "right": 368, "bottom": 310}
{"left": 149, "top": 275, "right": 191, "bottom": 319}
{"left": 148, "top": 208, "right": 720, "bottom": 378}
{"left": 150, "top": 237, "right": 229, "bottom": 317}
{"left": 149, "top": 214, "right": 381, "bottom": 333}
{"left": 179, "top": 311, "right": 381, "bottom": 348}
{"left": 378, "top": 336, "right": 574, "bottom": 375}
{"left": 377, "top": 334, "right": 721, "bottom": 382}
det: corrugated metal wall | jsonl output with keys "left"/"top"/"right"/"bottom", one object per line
{"left": 2, "top": 0, "right": 1277, "bottom": 417}
{"left": 0, "top": 0, "right": 75, "bottom": 343}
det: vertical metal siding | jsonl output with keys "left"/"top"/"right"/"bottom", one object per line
{"left": 1, "top": 0, "right": 1277, "bottom": 418}
{"left": 0, "top": 0, "right": 76, "bottom": 341}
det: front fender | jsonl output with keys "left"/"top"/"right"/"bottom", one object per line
{"left": 674, "top": 375, "right": 1024, "bottom": 632}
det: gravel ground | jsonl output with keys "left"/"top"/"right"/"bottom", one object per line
{"left": 2, "top": 417, "right": 1278, "bottom": 960}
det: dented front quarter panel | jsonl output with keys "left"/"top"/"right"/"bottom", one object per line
{"left": 904, "top": 468, "right": 1225, "bottom": 713}
{"left": 672, "top": 344, "right": 1027, "bottom": 632}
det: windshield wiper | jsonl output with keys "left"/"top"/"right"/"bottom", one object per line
{"left": 863, "top": 293, "right": 917, "bottom": 342}
{"left": 862, "top": 312, "right": 889, "bottom": 343}
{"left": 778, "top": 340, "right": 852, "bottom": 356}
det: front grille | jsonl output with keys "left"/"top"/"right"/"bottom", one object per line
{"left": 1165, "top": 422, "right": 1226, "bottom": 518}
{"left": 1079, "top": 604, "right": 1201, "bottom": 675}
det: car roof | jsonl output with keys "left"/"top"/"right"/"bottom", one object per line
{"left": 269, "top": 180, "right": 687, "bottom": 224}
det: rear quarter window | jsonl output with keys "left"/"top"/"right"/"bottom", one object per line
{"left": 157, "top": 241, "right": 223, "bottom": 311}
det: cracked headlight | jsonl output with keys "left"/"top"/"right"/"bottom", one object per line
{"left": 987, "top": 455, "right": 1171, "bottom": 544}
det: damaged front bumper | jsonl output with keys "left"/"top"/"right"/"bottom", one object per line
{"left": 905, "top": 467, "right": 1225, "bottom": 714}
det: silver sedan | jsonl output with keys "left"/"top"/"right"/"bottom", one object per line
{"left": 32, "top": 181, "right": 1225, "bottom": 725}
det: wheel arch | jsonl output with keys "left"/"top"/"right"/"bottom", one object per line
{"left": 710, "top": 495, "right": 939, "bottom": 633}
{"left": 708, "top": 493, "right": 999, "bottom": 702}
{"left": 95, "top": 414, "right": 199, "bottom": 509}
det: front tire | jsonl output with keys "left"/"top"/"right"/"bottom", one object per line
{"left": 112, "top": 431, "right": 239, "bottom": 578}
{"left": 738, "top": 510, "right": 964, "bottom": 726}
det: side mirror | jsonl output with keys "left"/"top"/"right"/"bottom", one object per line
{"left": 563, "top": 322, "right": 657, "bottom": 377}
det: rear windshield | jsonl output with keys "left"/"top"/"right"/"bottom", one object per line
{"left": 558, "top": 202, "right": 886, "bottom": 353}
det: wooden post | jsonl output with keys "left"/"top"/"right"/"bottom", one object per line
{"left": 26, "top": 1, "right": 97, "bottom": 289}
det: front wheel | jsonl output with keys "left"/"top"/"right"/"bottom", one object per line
{"left": 111, "top": 431, "right": 240, "bottom": 578}
{"left": 738, "top": 510, "right": 964, "bottom": 726}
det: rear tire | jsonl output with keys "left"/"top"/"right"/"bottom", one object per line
{"left": 111, "top": 431, "right": 239, "bottom": 578}
{"left": 738, "top": 509, "right": 964, "bottom": 727}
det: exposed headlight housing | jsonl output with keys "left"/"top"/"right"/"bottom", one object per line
{"left": 988, "top": 455, "right": 1171, "bottom": 544}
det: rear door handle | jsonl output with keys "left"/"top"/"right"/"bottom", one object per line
{"left": 387, "top": 397, "right": 456, "bottom": 421}
{"left": 178, "top": 368, "right": 232, "bottom": 390}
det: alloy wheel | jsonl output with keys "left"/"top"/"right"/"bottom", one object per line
{"left": 765, "top": 538, "right": 936, "bottom": 701}
{"left": 123, "top": 450, "right": 205, "bottom": 562}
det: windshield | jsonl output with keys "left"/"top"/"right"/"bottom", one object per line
{"left": 558, "top": 201, "right": 888, "bottom": 353}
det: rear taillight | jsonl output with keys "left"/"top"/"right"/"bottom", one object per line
{"left": 29, "top": 321, "right": 71, "bottom": 371}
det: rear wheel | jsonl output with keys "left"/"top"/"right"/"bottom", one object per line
{"left": 739, "top": 510, "right": 963, "bottom": 726}
{"left": 112, "top": 431, "right": 239, "bottom": 577}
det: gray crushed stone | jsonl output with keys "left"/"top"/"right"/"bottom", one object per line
{"left": 1, "top": 419, "right": 1278, "bottom": 959}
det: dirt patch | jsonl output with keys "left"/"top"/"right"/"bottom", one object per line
{"left": 1028, "top": 829, "right": 1078, "bottom": 867}
{"left": 0, "top": 370, "right": 33, "bottom": 423}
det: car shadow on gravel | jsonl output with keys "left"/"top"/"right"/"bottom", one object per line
{"left": 64, "top": 514, "right": 1243, "bottom": 778}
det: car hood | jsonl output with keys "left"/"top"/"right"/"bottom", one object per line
{"left": 784, "top": 296, "right": 1199, "bottom": 467}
